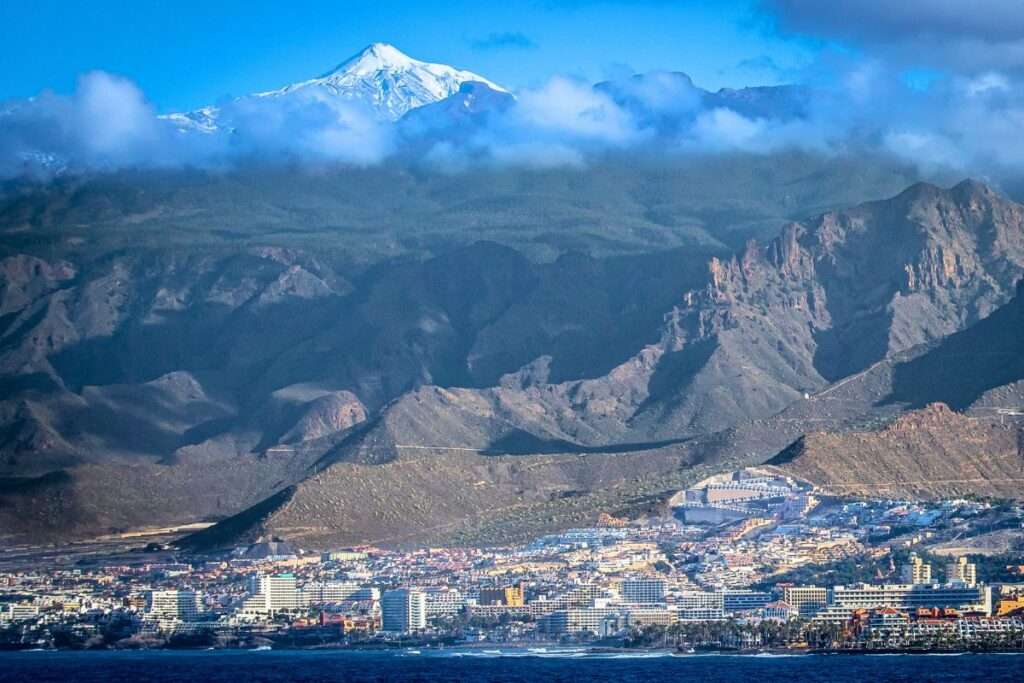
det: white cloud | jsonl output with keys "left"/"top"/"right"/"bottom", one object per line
{"left": 72, "top": 71, "right": 161, "bottom": 159}
{"left": 884, "top": 131, "right": 964, "bottom": 171}
{"left": 10, "top": 58, "right": 1024, "bottom": 183}
{"left": 965, "top": 72, "right": 1012, "bottom": 97}
{"left": 220, "top": 90, "right": 395, "bottom": 165}
{"left": 692, "top": 108, "right": 764, "bottom": 148}
{"left": 509, "top": 76, "right": 643, "bottom": 144}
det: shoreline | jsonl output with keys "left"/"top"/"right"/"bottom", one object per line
{"left": 2, "top": 643, "right": 1022, "bottom": 656}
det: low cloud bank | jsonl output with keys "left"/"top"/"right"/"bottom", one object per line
{"left": 0, "top": 72, "right": 398, "bottom": 177}
{"left": 0, "top": 72, "right": 182, "bottom": 178}
{"left": 5, "top": 56, "right": 1024, "bottom": 184}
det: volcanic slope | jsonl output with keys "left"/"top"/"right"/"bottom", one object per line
{"left": 186, "top": 279, "right": 1024, "bottom": 551}
{"left": 177, "top": 444, "right": 743, "bottom": 551}
{"left": 179, "top": 181, "right": 1024, "bottom": 549}
{"left": 321, "top": 179, "right": 1024, "bottom": 462}
{"left": 3, "top": 177, "right": 1023, "bottom": 544}
{"left": 767, "top": 403, "right": 1023, "bottom": 500}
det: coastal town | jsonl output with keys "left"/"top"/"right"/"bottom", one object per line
{"left": 3, "top": 470, "right": 1024, "bottom": 653}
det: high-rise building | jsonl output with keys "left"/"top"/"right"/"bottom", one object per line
{"left": 146, "top": 590, "right": 200, "bottom": 621}
{"left": 620, "top": 579, "right": 666, "bottom": 604}
{"left": 676, "top": 591, "right": 725, "bottom": 620}
{"left": 146, "top": 590, "right": 201, "bottom": 629}
{"left": 239, "top": 573, "right": 299, "bottom": 617}
{"left": 901, "top": 553, "right": 933, "bottom": 585}
{"left": 783, "top": 586, "right": 829, "bottom": 617}
{"left": 300, "top": 581, "right": 378, "bottom": 605}
{"left": 676, "top": 591, "right": 724, "bottom": 610}
{"left": 946, "top": 557, "right": 978, "bottom": 587}
{"left": 381, "top": 589, "right": 427, "bottom": 632}
{"left": 423, "top": 587, "right": 466, "bottom": 617}
{"left": 260, "top": 574, "right": 299, "bottom": 612}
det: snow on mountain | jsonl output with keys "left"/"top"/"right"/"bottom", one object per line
{"left": 400, "top": 81, "right": 515, "bottom": 133}
{"left": 161, "top": 106, "right": 220, "bottom": 133}
{"left": 260, "top": 43, "right": 507, "bottom": 120}
{"left": 164, "top": 43, "right": 508, "bottom": 131}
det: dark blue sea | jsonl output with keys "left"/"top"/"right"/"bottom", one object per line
{"left": 0, "top": 648, "right": 1021, "bottom": 682}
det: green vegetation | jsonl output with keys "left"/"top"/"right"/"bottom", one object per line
{"left": 623, "top": 619, "right": 842, "bottom": 650}
{"left": 1, "top": 153, "right": 927, "bottom": 267}
{"left": 754, "top": 552, "right": 898, "bottom": 590}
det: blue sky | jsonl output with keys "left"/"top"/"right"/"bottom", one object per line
{"left": 0, "top": 0, "right": 813, "bottom": 112}
{"left": 4, "top": 2, "right": 1024, "bottom": 182}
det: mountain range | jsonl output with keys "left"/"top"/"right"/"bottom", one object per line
{"left": 158, "top": 43, "right": 810, "bottom": 142}
{"left": 0, "top": 45, "right": 1021, "bottom": 549}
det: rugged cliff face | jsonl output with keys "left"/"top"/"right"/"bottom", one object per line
{"left": 669, "top": 179, "right": 1024, "bottom": 389}
{"left": 355, "top": 180, "right": 1024, "bottom": 452}
{"left": 1, "top": 176, "right": 1023, "bottom": 545}
{"left": 178, "top": 181, "right": 1024, "bottom": 549}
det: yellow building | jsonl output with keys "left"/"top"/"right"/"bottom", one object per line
{"left": 479, "top": 583, "right": 525, "bottom": 607}
{"left": 901, "top": 552, "right": 932, "bottom": 585}
{"left": 946, "top": 557, "right": 977, "bottom": 587}
{"left": 996, "top": 598, "right": 1024, "bottom": 617}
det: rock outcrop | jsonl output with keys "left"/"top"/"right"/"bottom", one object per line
{"left": 2, "top": 174, "right": 1024, "bottom": 544}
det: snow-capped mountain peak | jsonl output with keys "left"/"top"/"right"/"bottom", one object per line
{"left": 254, "top": 43, "right": 508, "bottom": 121}
{"left": 330, "top": 42, "right": 419, "bottom": 77}
{"left": 161, "top": 43, "right": 508, "bottom": 132}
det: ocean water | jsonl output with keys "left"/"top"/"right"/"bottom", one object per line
{"left": 0, "top": 649, "right": 1020, "bottom": 682}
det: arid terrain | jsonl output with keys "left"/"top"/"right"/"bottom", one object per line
{"left": 2, "top": 169, "right": 1023, "bottom": 548}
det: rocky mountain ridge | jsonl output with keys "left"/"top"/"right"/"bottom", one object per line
{"left": 1, "top": 177, "right": 1023, "bottom": 546}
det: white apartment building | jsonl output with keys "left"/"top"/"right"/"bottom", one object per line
{"left": 0, "top": 603, "right": 40, "bottom": 622}
{"left": 675, "top": 591, "right": 725, "bottom": 620}
{"left": 830, "top": 583, "right": 992, "bottom": 615}
{"left": 238, "top": 573, "right": 299, "bottom": 617}
{"left": 542, "top": 606, "right": 677, "bottom": 634}
{"left": 381, "top": 588, "right": 427, "bottom": 632}
{"left": 722, "top": 589, "right": 772, "bottom": 613}
{"left": 261, "top": 573, "right": 299, "bottom": 612}
{"left": 300, "top": 581, "right": 378, "bottom": 605}
{"left": 423, "top": 587, "right": 466, "bottom": 618}
{"left": 145, "top": 590, "right": 202, "bottom": 632}
{"left": 146, "top": 590, "right": 201, "bottom": 622}
{"left": 957, "top": 616, "right": 1024, "bottom": 638}
{"left": 783, "top": 586, "right": 829, "bottom": 617}
{"left": 620, "top": 579, "right": 666, "bottom": 604}
{"left": 676, "top": 590, "right": 725, "bottom": 610}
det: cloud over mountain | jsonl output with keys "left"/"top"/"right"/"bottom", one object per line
{"left": 0, "top": 71, "right": 185, "bottom": 177}
{"left": 5, "top": 42, "right": 1024, "bottom": 184}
